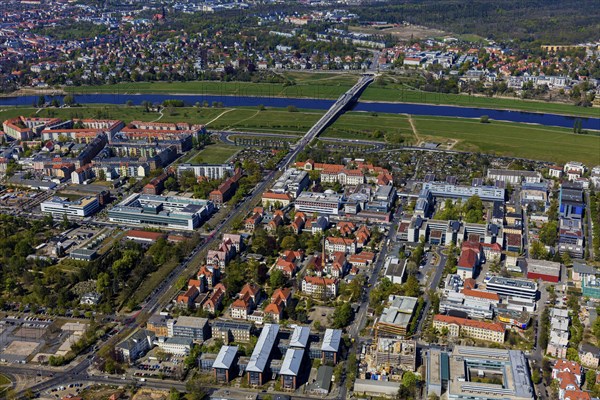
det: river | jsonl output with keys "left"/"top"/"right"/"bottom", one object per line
{"left": 1, "top": 93, "right": 599, "bottom": 130}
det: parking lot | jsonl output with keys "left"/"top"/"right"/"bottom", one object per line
{"left": 130, "top": 351, "right": 185, "bottom": 379}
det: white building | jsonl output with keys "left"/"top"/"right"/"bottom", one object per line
{"left": 41, "top": 196, "right": 100, "bottom": 218}
{"left": 295, "top": 191, "right": 343, "bottom": 215}
{"left": 177, "top": 163, "right": 235, "bottom": 180}
{"left": 156, "top": 337, "right": 193, "bottom": 356}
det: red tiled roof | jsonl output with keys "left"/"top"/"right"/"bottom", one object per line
{"left": 433, "top": 314, "right": 504, "bottom": 333}
{"left": 125, "top": 230, "right": 166, "bottom": 241}
{"left": 462, "top": 288, "right": 500, "bottom": 301}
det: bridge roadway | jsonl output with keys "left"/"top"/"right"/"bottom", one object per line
{"left": 7, "top": 74, "right": 374, "bottom": 398}
{"left": 281, "top": 74, "right": 374, "bottom": 168}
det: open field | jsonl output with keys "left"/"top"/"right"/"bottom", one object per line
{"left": 349, "top": 23, "right": 446, "bottom": 40}
{"left": 190, "top": 144, "right": 239, "bottom": 164}
{"left": 0, "top": 105, "right": 325, "bottom": 135}
{"left": 205, "top": 107, "right": 323, "bottom": 134}
{"left": 322, "top": 111, "right": 414, "bottom": 143}
{"left": 361, "top": 85, "right": 600, "bottom": 117}
{"left": 412, "top": 116, "right": 600, "bottom": 165}
{"left": 67, "top": 72, "right": 358, "bottom": 99}
{"left": 0, "top": 105, "right": 227, "bottom": 125}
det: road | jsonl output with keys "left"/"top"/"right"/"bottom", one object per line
{"left": 414, "top": 249, "right": 447, "bottom": 338}
{"left": 340, "top": 206, "right": 403, "bottom": 399}
{"left": 585, "top": 190, "right": 595, "bottom": 260}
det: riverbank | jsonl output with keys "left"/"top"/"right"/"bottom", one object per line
{"left": 2, "top": 104, "right": 596, "bottom": 165}
{"left": 3, "top": 76, "right": 598, "bottom": 117}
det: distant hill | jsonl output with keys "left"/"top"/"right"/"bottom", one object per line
{"left": 350, "top": 0, "right": 600, "bottom": 44}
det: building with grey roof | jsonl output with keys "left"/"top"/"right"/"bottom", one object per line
{"left": 246, "top": 323, "right": 279, "bottom": 386}
{"left": 280, "top": 348, "right": 305, "bottom": 389}
{"left": 116, "top": 329, "right": 155, "bottom": 363}
{"left": 354, "top": 379, "right": 401, "bottom": 398}
{"left": 308, "top": 365, "right": 333, "bottom": 395}
{"left": 212, "top": 346, "right": 239, "bottom": 383}
{"left": 108, "top": 193, "right": 214, "bottom": 231}
{"left": 168, "top": 316, "right": 210, "bottom": 341}
{"left": 321, "top": 328, "right": 342, "bottom": 364}
{"left": 289, "top": 325, "right": 310, "bottom": 349}
{"left": 426, "top": 346, "right": 534, "bottom": 400}
{"left": 376, "top": 296, "right": 418, "bottom": 337}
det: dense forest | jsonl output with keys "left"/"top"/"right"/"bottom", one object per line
{"left": 351, "top": 0, "right": 600, "bottom": 44}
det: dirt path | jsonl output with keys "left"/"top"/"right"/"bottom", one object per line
{"left": 205, "top": 108, "right": 234, "bottom": 126}
{"left": 406, "top": 114, "right": 421, "bottom": 144}
{"left": 222, "top": 110, "right": 260, "bottom": 131}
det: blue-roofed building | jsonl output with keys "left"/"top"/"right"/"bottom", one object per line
{"left": 559, "top": 182, "right": 584, "bottom": 219}
{"left": 212, "top": 345, "right": 238, "bottom": 383}
{"left": 321, "top": 329, "right": 342, "bottom": 364}
{"left": 280, "top": 348, "right": 305, "bottom": 390}
{"left": 246, "top": 324, "right": 279, "bottom": 386}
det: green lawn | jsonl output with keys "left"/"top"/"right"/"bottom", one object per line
{"left": 68, "top": 73, "right": 357, "bottom": 99}
{"left": 0, "top": 105, "right": 227, "bottom": 125}
{"left": 205, "top": 107, "right": 322, "bottom": 134}
{"left": 413, "top": 116, "right": 600, "bottom": 165}
{"left": 322, "top": 111, "right": 414, "bottom": 143}
{"left": 0, "top": 374, "right": 11, "bottom": 386}
{"left": 361, "top": 85, "right": 600, "bottom": 117}
{"left": 190, "top": 144, "right": 239, "bottom": 164}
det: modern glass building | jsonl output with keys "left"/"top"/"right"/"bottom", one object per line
{"left": 108, "top": 193, "right": 213, "bottom": 230}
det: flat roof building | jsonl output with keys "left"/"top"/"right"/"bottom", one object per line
{"left": 108, "top": 193, "right": 214, "bottom": 231}
{"left": 485, "top": 276, "right": 538, "bottom": 300}
{"left": 426, "top": 346, "right": 534, "bottom": 400}
{"left": 177, "top": 163, "right": 235, "bottom": 180}
{"left": 270, "top": 168, "right": 310, "bottom": 198}
{"left": 423, "top": 182, "right": 505, "bottom": 202}
{"left": 294, "top": 191, "right": 343, "bottom": 215}
{"left": 526, "top": 259, "right": 561, "bottom": 283}
{"left": 41, "top": 196, "right": 100, "bottom": 218}
{"left": 167, "top": 316, "right": 210, "bottom": 342}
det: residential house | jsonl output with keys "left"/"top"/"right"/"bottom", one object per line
{"left": 302, "top": 276, "right": 338, "bottom": 298}
{"left": 203, "top": 283, "right": 226, "bottom": 314}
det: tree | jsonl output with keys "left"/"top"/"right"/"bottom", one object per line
{"left": 532, "top": 369, "right": 542, "bottom": 384}
{"left": 530, "top": 240, "right": 548, "bottom": 259}
{"left": 332, "top": 303, "right": 353, "bottom": 328}
{"left": 539, "top": 221, "right": 558, "bottom": 246}
{"left": 480, "top": 115, "right": 490, "bottom": 123}
{"left": 269, "top": 270, "right": 286, "bottom": 289}
{"left": 561, "top": 252, "right": 572, "bottom": 267}
{"left": 37, "top": 95, "right": 46, "bottom": 107}
{"left": 403, "top": 275, "right": 420, "bottom": 297}
{"left": 61, "top": 214, "right": 71, "bottom": 230}
{"left": 566, "top": 347, "right": 580, "bottom": 362}
{"left": 164, "top": 176, "right": 178, "bottom": 192}
{"left": 63, "top": 94, "right": 76, "bottom": 106}
{"left": 280, "top": 235, "right": 298, "bottom": 250}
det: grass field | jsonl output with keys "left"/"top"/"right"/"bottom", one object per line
{"left": 0, "top": 374, "right": 11, "bottom": 386}
{"left": 412, "top": 116, "right": 600, "bottom": 165}
{"left": 205, "top": 107, "right": 322, "bottom": 134}
{"left": 322, "top": 111, "right": 414, "bottom": 143}
{"left": 68, "top": 72, "right": 358, "bottom": 99}
{"left": 190, "top": 144, "right": 239, "bottom": 164}
{"left": 0, "top": 105, "right": 325, "bottom": 135}
{"left": 0, "top": 105, "right": 227, "bottom": 125}
{"left": 361, "top": 85, "right": 600, "bottom": 117}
